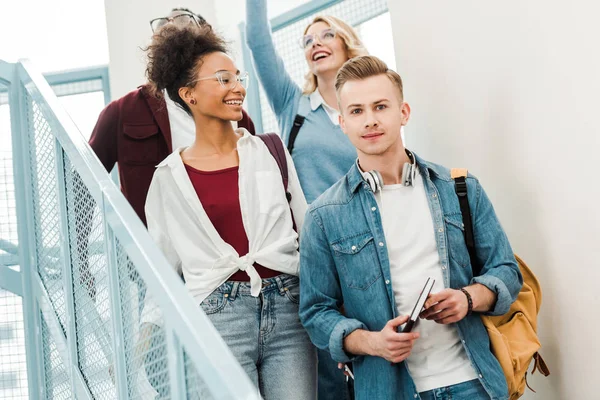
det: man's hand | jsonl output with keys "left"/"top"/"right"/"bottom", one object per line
{"left": 420, "top": 284, "right": 497, "bottom": 324}
{"left": 368, "top": 315, "right": 420, "bottom": 363}
{"left": 343, "top": 315, "right": 419, "bottom": 363}
{"left": 420, "top": 289, "right": 469, "bottom": 324}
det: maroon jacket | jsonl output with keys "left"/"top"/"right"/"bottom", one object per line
{"left": 89, "top": 85, "right": 256, "bottom": 225}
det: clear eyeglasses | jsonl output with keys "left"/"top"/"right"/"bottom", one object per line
{"left": 300, "top": 28, "right": 337, "bottom": 49}
{"left": 150, "top": 13, "right": 201, "bottom": 33}
{"left": 188, "top": 71, "right": 250, "bottom": 91}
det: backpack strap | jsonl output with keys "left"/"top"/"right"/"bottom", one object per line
{"left": 451, "top": 168, "right": 480, "bottom": 276}
{"left": 258, "top": 133, "right": 297, "bottom": 232}
{"left": 532, "top": 352, "right": 550, "bottom": 376}
{"left": 287, "top": 95, "right": 311, "bottom": 155}
{"left": 258, "top": 133, "right": 290, "bottom": 198}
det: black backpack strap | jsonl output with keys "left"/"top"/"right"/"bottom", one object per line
{"left": 258, "top": 133, "right": 289, "bottom": 196}
{"left": 287, "top": 115, "right": 306, "bottom": 154}
{"left": 451, "top": 168, "right": 480, "bottom": 276}
{"left": 287, "top": 95, "right": 310, "bottom": 155}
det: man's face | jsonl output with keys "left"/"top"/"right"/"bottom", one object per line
{"left": 338, "top": 74, "right": 410, "bottom": 157}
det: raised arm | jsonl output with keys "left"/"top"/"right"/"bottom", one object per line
{"left": 245, "top": 0, "right": 301, "bottom": 117}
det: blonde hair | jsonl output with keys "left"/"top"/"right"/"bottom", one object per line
{"left": 335, "top": 55, "right": 404, "bottom": 106}
{"left": 302, "top": 16, "right": 368, "bottom": 94}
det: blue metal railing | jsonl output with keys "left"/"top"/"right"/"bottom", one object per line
{"left": 0, "top": 59, "right": 260, "bottom": 400}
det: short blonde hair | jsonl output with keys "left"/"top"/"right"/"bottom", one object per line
{"left": 302, "top": 16, "right": 368, "bottom": 94}
{"left": 335, "top": 55, "right": 403, "bottom": 105}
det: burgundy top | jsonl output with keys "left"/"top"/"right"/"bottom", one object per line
{"left": 88, "top": 84, "right": 255, "bottom": 226}
{"left": 185, "top": 164, "right": 280, "bottom": 281}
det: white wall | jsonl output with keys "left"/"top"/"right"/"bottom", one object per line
{"left": 103, "top": 0, "right": 216, "bottom": 98}
{"left": 388, "top": 1, "right": 600, "bottom": 398}
{"left": 103, "top": 0, "right": 304, "bottom": 99}
{"left": 0, "top": 0, "right": 109, "bottom": 72}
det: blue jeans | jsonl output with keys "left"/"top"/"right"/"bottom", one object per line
{"left": 201, "top": 275, "right": 317, "bottom": 399}
{"left": 419, "top": 379, "right": 490, "bottom": 400}
{"left": 317, "top": 348, "right": 351, "bottom": 400}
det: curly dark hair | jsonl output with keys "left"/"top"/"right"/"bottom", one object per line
{"left": 145, "top": 24, "right": 228, "bottom": 115}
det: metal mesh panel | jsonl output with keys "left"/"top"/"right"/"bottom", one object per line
{"left": 257, "top": 0, "right": 389, "bottom": 133}
{"left": 41, "top": 317, "right": 72, "bottom": 400}
{"left": 0, "top": 98, "right": 19, "bottom": 269}
{"left": 50, "top": 79, "right": 104, "bottom": 98}
{"left": 0, "top": 290, "right": 28, "bottom": 400}
{"left": 115, "top": 239, "right": 172, "bottom": 399}
{"left": 183, "top": 349, "right": 211, "bottom": 400}
{"left": 63, "top": 154, "right": 115, "bottom": 399}
{"left": 26, "top": 94, "right": 67, "bottom": 332}
{"left": 0, "top": 86, "right": 28, "bottom": 400}
{"left": 0, "top": 91, "right": 8, "bottom": 107}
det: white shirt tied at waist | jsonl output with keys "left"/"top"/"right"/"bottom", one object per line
{"left": 140, "top": 129, "right": 307, "bottom": 327}
{"left": 214, "top": 253, "right": 261, "bottom": 296}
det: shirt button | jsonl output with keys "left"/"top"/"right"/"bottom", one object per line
{"left": 462, "top": 340, "right": 466, "bottom": 344}
{"left": 379, "top": 242, "right": 384, "bottom": 247}
{"left": 441, "top": 266, "right": 446, "bottom": 270}
{"left": 438, "top": 228, "right": 443, "bottom": 233}
{"left": 385, "top": 280, "right": 390, "bottom": 285}
{"left": 351, "top": 245, "right": 357, "bottom": 251}
{"left": 432, "top": 193, "right": 437, "bottom": 198}
{"left": 414, "top": 394, "right": 418, "bottom": 398}
{"left": 479, "top": 374, "right": 483, "bottom": 379}
{"left": 371, "top": 207, "right": 377, "bottom": 211}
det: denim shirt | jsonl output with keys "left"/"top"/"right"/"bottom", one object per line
{"left": 299, "top": 154, "right": 523, "bottom": 400}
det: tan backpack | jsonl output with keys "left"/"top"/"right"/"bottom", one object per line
{"left": 451, "top": 169, "right": 550, "bottom": 399}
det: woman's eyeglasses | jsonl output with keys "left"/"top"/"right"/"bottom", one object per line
{"left": 300, "top": 28, "right": 337, "bottom": 49}
{"left": 150, "top": 13, "right": 201, "bottom": 33}
{"left": 187, "top": 71, "right": 250, "bottom": 91}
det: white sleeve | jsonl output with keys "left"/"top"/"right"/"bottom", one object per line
{"left": 285, "top": 148, "right": 307, "bottom": 234}
{"left": 141, "top": 171, "right": 183, "bottom": 327}
{"left": 145, "top": 171, "right": 182, "bottom": 274}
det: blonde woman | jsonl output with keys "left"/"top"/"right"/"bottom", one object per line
{"left": 246, "top": 1, "right": 367, "bottom": 398}
{"left": 246, "top": 0, "right": 367, "bottom": 205}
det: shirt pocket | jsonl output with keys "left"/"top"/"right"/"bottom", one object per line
{"left": 331, "top": 232, "right": 382, "bottom": 290}
{"left": 121, "top": 123, "right": 161, "bottom": 165}
{"left": 444, "top": 215, "right": 471, "bottom": 268}
{"left": 254, "top": 171, "right": 287, "bottom": 216}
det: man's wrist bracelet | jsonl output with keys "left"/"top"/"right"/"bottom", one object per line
{"left": 460, "top": 288, "right": 473, "bottom": 316}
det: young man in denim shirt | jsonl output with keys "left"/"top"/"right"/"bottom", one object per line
{"left": 299, "top": 56, "right": 523, "bottom": 400}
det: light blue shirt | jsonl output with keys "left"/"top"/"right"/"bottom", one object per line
{"left": 246, "top": 0, "right": 357, "bottom": 203}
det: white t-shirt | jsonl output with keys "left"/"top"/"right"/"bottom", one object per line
{"left": 164, "top": 91, "right": 238, "bottom": 150}
{"left": 373, "top": 168, "right": 478, "bottom": 393}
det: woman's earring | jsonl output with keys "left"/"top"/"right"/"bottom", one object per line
{"left": 190, "top": 99, "right": 197, "bottom": 105}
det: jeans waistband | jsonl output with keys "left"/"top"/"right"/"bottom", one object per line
{"left": 221, "top": 274, "right": 298, "bottom": 299}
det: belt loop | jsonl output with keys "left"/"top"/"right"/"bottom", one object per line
{"left": 230, "top": 282, "right": 240, "bottom": 300}
{"left": 274, "top": 275, "right": 286, "bottom": 295}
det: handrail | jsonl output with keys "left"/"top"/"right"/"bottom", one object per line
{"left": 8, "top": 58, "right": 261, "bottom": 400}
